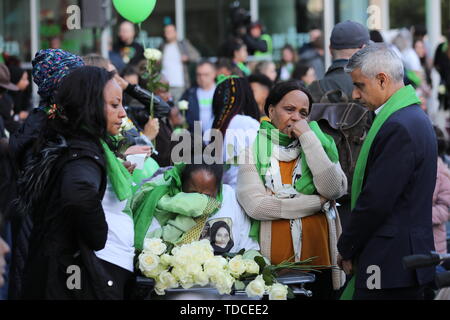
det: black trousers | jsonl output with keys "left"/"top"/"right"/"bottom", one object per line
{"left": 98, "top": 259, "right": 135, "bottom": 300}
{"left": 353, "top": 286, "right": 425, "bottom": 300}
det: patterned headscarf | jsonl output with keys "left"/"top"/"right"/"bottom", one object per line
{"left": 32, "top": 49, "right": 85, "bottom": 104}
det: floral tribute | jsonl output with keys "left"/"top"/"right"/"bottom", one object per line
{"left": 138, "top": 238, "right": 330, "bottom": 300}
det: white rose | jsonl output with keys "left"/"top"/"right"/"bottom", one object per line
{"left": 268, "top": 283, "right": 288, "bottom": 300}
{"left": 120, "top": 117, "right": 135, "bottom": 132}
{"left": 138, "top": 252, "right": 160, "bottom": 274}
{"left": 171, "top": 246, "right": 180, "bottom": 256}
{"left": 204, "top": 256, "right": 227, "bottom": 277}
{"left": 228, "top": 255, "right": 247, "bottom": 278}
{"left": 154, "top": 282, "right": 167, "bottom": 295}
{"left": 245, "top": 275, "right": 266, "bottom": 298}
{"left": 193, "top": 271, "right": 209, "bottom": 287}
{"left": 190, "top": 240, "right": 214, "bottom": 263}
{"left": 158, "top": 270, "right": 178, "bottom": 289}
{"left": 171, "top": 265, "right": 186, "bottom": 281}
{"left": 144, "top": 48, "right": 162, "bottom": 61}
{"left": 160, "top": 254, "right": 173, "bottom": 267}
{"left": 211, "top": 272, "right": 234, "bottom": 295}
{"left": 178, "top": 100, "right": 189, "bottom": 111}
{"left": 143, "top": 238, "right": 167, "bottom": 256}
{"left": 244, "top": 259, "right": 260, "bottom": 275}
{"left": 179, "top": 274, "right": 195, "bottom": 289}
{"left": 185, "top": 262, "right": 203, "bottom": 279}
{"left": 142, "top": 263, "right": 164, "bottom": 279}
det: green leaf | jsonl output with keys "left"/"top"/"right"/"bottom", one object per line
{"left": 234, "top": 280, "right": 245, "bottom": 291}
{"left": 222, "top": 252, "right": 237, "bottom": 259}
{"left": 237, "top": 248, "right": 246, "bottom": 255}
{"left": 262, "top": 268, "right": 274, "bottom": 285}
{"left": 242, "top": 249, "right": 262, "bottom": 261}
{"left": 287, "top": 287, "right": 295, "bottom": 299}
{"left": 254, "top": 256, "right": 267, "bottom": 271}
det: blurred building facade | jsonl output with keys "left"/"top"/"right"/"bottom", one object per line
{"left": 0, "top": 0, "right": 447, "bottom": 64}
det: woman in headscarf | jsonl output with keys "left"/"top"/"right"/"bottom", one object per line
{"left": 236, "top": 80, "right": 347, "bottom": 299}
{"left": 210, "top": 76, "right": 260, "bottom": 188}
{"left": 209, "top": 220, "right": 234, "bottom": 255}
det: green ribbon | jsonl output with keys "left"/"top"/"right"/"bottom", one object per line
{"left": 100, "top": 139, "right": 133, "bottom": 203}
{"left": 249, "top": 120, "right": 339, "bottom": 242}
{"left": 216, "top": 74, "right": 240, "bottom": 86}
{"left": 237, "top": 62, "right": 251, "bottom": 76}
{"left": 340, "top": 85, "right": 421, "bottom": 300}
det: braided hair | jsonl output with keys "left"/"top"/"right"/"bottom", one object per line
{"left": 211, "top": 77, "right": 260, "bottom": 136}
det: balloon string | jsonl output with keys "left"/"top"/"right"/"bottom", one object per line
{"left": 138, "top": 22, "right": 146, "bottom": 49}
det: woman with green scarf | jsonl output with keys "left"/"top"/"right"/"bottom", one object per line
{"left": 20, "top": 66, "right": 136, "bottom": 299}
{"left": 130, "top": 159, "right": 259, "bottom": 255}
{"left": 236, "top": 80, "right": 347, "bottom": 299}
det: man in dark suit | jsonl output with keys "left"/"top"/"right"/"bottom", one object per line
{"left": 337, "top": 43, "right": 437, "bottom": 300}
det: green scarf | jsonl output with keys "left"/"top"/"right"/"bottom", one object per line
{"left": 237, "top": 62, "right": 251, "bottom": 76}
{"left": 250, "top": 120, "right": 339, "bottom": 242}
{"left": 129, "top": 163, "right": 224, "bottom": 250}
{"left": 340, "top": 85, "right": 421, "bottom": 300}
{"left": 100, "top": 139, "right": 133, "bottom": 202}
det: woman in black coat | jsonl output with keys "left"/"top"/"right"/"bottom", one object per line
{"left": 19, "top": 66, "right": 129, "bottom": 299}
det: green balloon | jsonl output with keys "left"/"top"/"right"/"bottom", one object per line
{"left": 113, "top": 0, "right": 157, "bottom": 24}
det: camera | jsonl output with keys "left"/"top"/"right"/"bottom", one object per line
{"left": 230, "top": 1, "right": 251, "bottom": 36}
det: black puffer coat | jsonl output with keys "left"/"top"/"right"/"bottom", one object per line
{"left": 17, "top": 135, "right": 121, "bottom": 299}
{"left": 7, "top": 108, "right": 47, "bottom": 299}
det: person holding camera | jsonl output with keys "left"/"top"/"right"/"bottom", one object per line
{"left": 242, "top": 22, "right": 271, "bottom": 57}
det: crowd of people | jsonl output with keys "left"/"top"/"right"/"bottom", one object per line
{"left": 0, "top": 17, "right": 450, "bottom": 301}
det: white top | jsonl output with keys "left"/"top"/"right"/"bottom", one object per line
{"left": 95, "top": 179, "right": 135, "bottom": 272}
{"left": 279, "top": 63, "right": 293, "bottom": 81}
{"left": 147, "top": 184, "right": 260, "bottom": 254}
{"left": 401, "top": 48, "right": 422, "bottom": 72}
{"left": 162, "top": 43, "right": 184, "bottom": 88}
{"left": 375, "top": 102, "right": 386, "bottom": 115}
{"left": 223, "top": 115, "right": 260, "bottom": 189}
{"left": 197, "top": 87, "right": 216, "bottom": 133}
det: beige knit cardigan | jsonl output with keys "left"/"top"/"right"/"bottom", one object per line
{"left": 236, "top": 130, "right": 347, "bottom": 290}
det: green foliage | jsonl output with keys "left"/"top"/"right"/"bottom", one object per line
{"left": 234, "top": 280, "right": 246, "bottom": 291}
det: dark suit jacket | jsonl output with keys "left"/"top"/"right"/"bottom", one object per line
{"left": 180, "top": 87, "right": 200, "bottom": 133}
{"left": 337, "top": 104, "right": 437, "bottom": 290}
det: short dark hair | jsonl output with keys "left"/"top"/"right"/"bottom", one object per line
{"left": 121, "top": 64, "right": 139, "bottom": 78}
{"left": 197, "top": 60, "right": 216, "bottom": 70}
{"left": 292, "top": 63, "right": 312, "bottom": 81}
{"left": 370, "top": 30, "right": 384, "bottom": 43}
{"left": 55, "top": 66, "right": 115, "bottom": 141}
{"left": 248, "top": 73, "right": 273, "bottom": 90}
{"left": 219, "top": 37, "right": 246, "bottom": 59}
{"left": 181, "top": 162, "right": 224, "bottom": 194}
{"left": 264, "top": 80, "right": 313, "bottom": 116}
{"left": 215, "top": 58, "right": 243, "bottom": 77}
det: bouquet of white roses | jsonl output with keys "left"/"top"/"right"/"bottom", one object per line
{"left": 138, "top": 238, "right": 330, "bottom": 300}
